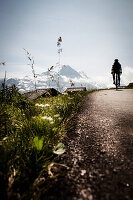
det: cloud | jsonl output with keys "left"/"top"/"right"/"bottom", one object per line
{"left": 90, "top": 66, "right": 133, "bottom": 88}
{"left": 91, "top": 75, "right": 113, "bottom": 89}
{"left": 0, "top": 62, "right": 49, "bottom": 79}
{"left": 121, "top": 66, "right": 133, "bottom": 85}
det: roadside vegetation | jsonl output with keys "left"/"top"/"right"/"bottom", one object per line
{"left": 125, "top": 82, "right": 133, "bottom": 89}
{"left": 0, "top": 85, "right": 90, "bottom": 199}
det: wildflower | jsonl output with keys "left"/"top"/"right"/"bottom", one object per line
{"left": 35, "top": 103, "right": 50, "bottom": 107}
{"left": 42, "top": 116, "right": 53, "bottom": 121}
{"left": 15, "top": 124, "right": 22, "bottom": 127}
{"left": 3, "top": 137, "right": 8, "bottom": 141}
{"left": 54, "top": 114, "right": 60, "bottom": 118}
{"left": 44, "top": 103, "right": 50, "bottom": 107}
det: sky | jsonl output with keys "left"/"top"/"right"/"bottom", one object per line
{"left": 0, "top": 0, "right": 133, "bottom": 85}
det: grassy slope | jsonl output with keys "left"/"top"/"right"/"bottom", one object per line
{"left": 0, "top": 86, "right": 92, "bottom": 199}
{"left": 125, "top": 82, "right": 133, "bottom": 89}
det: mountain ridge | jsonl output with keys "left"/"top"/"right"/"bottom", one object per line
{"left": 0, "top": 65, "right": 95, "bottom": 92}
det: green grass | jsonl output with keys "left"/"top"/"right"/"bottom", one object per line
{"left": 125, "top": 82, "right": 133, "bottom": 89}
{"left": 0, "top": 85, "right": 91, "bottom": 199}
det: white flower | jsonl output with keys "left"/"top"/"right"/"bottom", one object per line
{"left": 36, "top": 103, "right": 44, "bottom": 107}
{"left": 3, "top": 137, "right": 8, "bottom": 141}
{"left": 35, "top": 103, "right": 50, "bottom": 107}
{"left": 41, "top": 116, "right": 47, "bottom": 120}
{"left": 54, "top": 114, "right": 60, "bottom": 118}
{"left": 47, "top": 117, "right": 53, "bottom": 121}
{"left": 44, "top": 103, "right": 50, "bottom": 107}
{"left": 42, "top": 116, "right": 53, "bottom": 121}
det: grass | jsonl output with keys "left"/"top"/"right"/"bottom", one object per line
{"left": 0, "top": 85, "right": 91, "bottom": 199}
{"left": 125, "top": 82, "right": 133, "bottom": 89}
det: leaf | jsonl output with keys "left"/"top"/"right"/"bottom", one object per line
{"left": 33, "top": 136, "right": 44, "bottom": 151}
{"left": 53, "top": 143, "right": 66, "bottom": 155}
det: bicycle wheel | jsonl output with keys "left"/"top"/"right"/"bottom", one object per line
{"left": 115, "top": 74, "right": 118, "bottom": 90}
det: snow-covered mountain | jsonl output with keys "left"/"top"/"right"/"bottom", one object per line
{"left": 0, "top": 65, "right": 96, "bottom": 92}
{"left": 59, "top": 65, "right": 81, "bottom": 78}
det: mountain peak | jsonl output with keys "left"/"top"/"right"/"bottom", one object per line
{"left": 59, "top": 65, "right": 81, "bottom": 78}
{"left": 3, "top": 64, "right": 95, "bottom": 92}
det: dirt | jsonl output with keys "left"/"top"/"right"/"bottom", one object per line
{"left": 37, "top": 89, "right": 133, "bottom": 200}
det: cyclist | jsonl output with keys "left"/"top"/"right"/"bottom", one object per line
{"left": 111, "top": 59, "right": 122, "bottom": 86}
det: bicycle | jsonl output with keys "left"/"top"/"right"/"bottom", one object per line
{"left": 115, "top": 73, "right": 119, "bottom": 90}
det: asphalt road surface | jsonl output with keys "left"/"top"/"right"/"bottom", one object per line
{"left": 42, "top": 89, "right": 133, "bottom": 200}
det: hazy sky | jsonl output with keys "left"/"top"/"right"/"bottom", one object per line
{"left": 0, "top": 0, "right": 133, "bottom": 80}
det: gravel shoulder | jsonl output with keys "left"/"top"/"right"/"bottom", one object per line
{"left": 40, "top": 89, "right": 133, "bottom": 200}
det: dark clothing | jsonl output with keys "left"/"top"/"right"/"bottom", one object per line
{"left": 111, "top": 61, "right": 122, "bottom": 74}
{"left": 111, "top": 60, "right": 122, "bottom": 85}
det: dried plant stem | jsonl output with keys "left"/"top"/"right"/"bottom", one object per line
{"left": 23, "top": 49, "right": 37, "bottom": 90}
